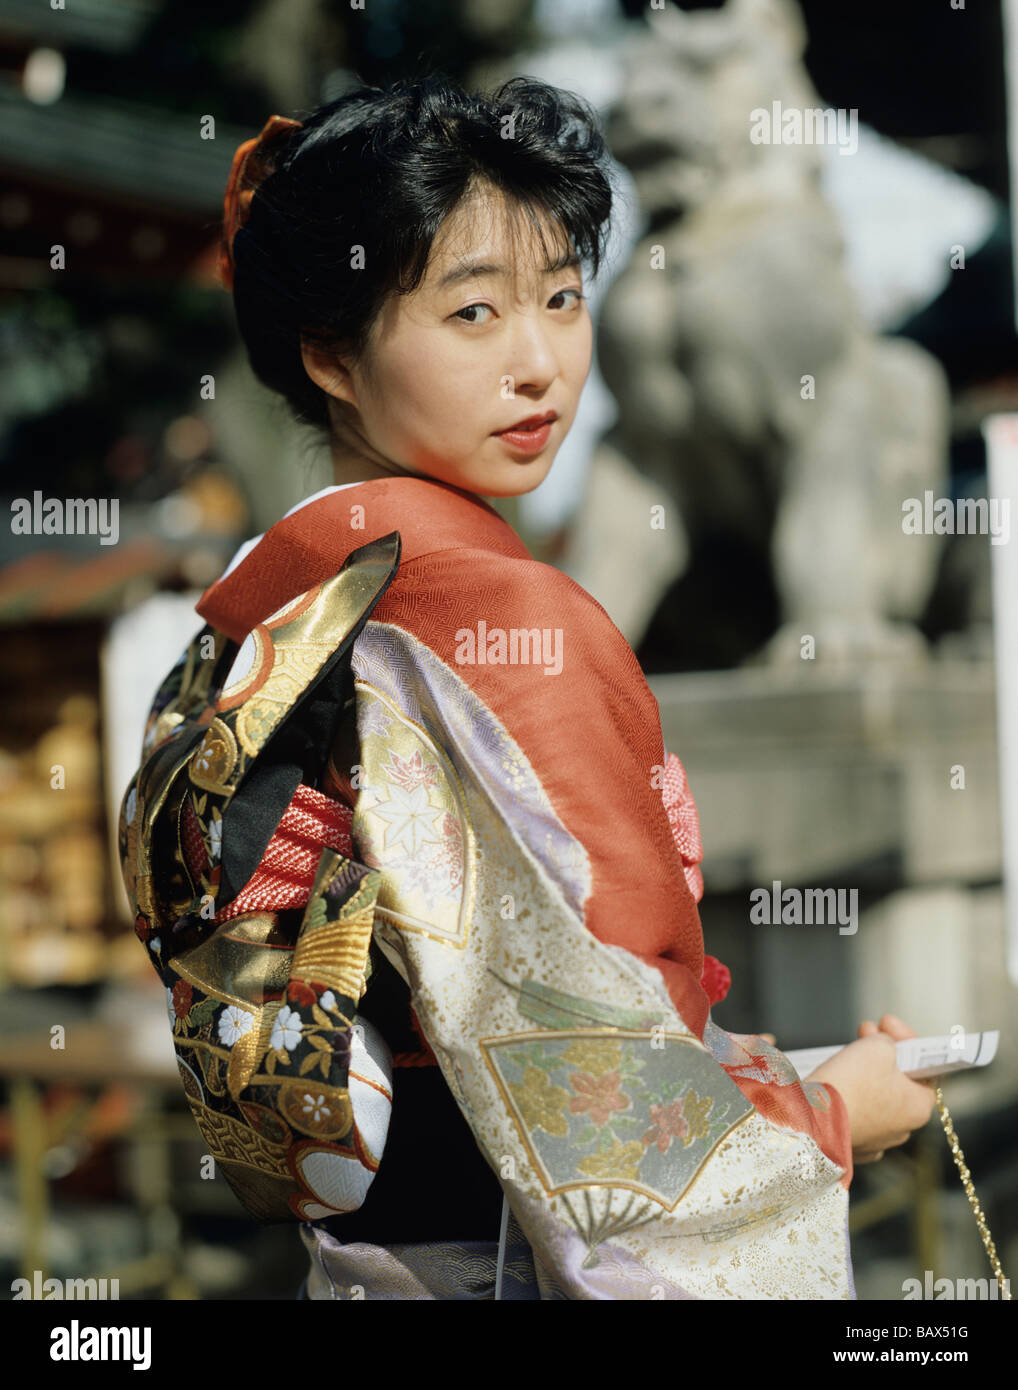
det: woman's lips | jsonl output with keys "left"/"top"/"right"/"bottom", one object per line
{"left": 493, "top": 418, "right": 555, "bottom": 455}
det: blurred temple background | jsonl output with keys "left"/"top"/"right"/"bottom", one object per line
{"left": 0, "top": 0, "right": 1016, "bottom": 1300}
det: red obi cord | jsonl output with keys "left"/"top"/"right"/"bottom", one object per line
{"left": 215, "top": 784, "right": 353, "bottom": 921}
{"left": 181, "top": 784, "right": 353, "bottom": 923}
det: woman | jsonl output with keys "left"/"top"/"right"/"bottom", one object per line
{"left": 121, "top": 73, "right": 935, "bottom": 1299}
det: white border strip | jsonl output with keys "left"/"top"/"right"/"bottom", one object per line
{"left": 982, "top": 413, "right": 1018, "bottom": 983}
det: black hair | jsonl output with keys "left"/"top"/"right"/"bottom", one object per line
{"left": 229, "top": 72, "right": 616, "bottom": 433}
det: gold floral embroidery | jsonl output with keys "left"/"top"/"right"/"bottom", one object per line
{"left": 561, "top": 1037, "right": 622, "bottom": 1077}
{"left": 189, "top": 717, "right": 238, "bottom": 793}
{"left": 576, "top": 1138, "right": 646, "bottom": 1182}
{"left": 681, "top": 1088, "right": 712, "bottom": 1143}
{"left": 508, "top": 1065, "right": 570, "bottom": 1137}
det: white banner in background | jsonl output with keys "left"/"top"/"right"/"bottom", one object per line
{"left": 1006, "top": 0, "right": 1018, "bottom": 337}
{"left": 982, "top": 413, "right": 1018, "bottom": 984}
{"left": 100, "top": 593, "right": 204, "bottom": 921}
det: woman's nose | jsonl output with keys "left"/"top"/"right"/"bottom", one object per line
{"left": 503, "top": 315, "right": 558, "bottom": 394}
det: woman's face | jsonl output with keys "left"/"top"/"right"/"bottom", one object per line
{"left": 302, "top": 183, "right": 594, "bottom": 498}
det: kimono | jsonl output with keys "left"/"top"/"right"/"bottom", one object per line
{"left": 120, "top": 474, "right": 855, "bottom": 1300}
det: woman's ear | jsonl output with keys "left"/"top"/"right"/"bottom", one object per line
{"left": 300, "top": 336, "right": 358, "bottom": 409}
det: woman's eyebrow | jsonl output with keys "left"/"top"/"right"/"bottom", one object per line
{"left": 436, "top": 250, "right": 581, "bottom": 290}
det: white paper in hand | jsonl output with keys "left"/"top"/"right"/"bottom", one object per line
{"left": 784, "top": 1031, "right": 999, "bottom": 1081}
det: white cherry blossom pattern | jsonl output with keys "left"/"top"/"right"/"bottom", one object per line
{"left": 319, "top": 991, "right": 337, "bottom": 1013}
{"left": 191, "top": 743, "right": 218, "bottom": 780}
{"left": 270, "top": 1004, "right": 304, "bottom": 1052}
{"left": 218, "top": 1004, "right": 255, "bottom": 1047}
{"left": 302, "top": 1093, "right": 332, "bottom": 1124}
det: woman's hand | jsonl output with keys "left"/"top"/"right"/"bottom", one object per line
{"left": 809, "top": 1013, "right": 936, "bottom": 1164}
{"left": 857, "top": 1013, "right": 915, "bottom": 1044}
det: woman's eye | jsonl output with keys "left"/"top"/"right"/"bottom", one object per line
{"left": 452, "top": 289, "right": 585, "bottom": 324}
{"left": 454, "top": 302, "right": 494, "bottom": 325}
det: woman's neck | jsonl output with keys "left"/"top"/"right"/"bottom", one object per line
{"left": 327, "top": 406, "right": 423, "bottom": 487}
{"left": 330, "top": 451, "right": 412, "bottom": 487}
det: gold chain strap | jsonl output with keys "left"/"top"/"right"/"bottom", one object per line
{"left": 935, "top": 1085, "right": 1011, "bottom": 1298}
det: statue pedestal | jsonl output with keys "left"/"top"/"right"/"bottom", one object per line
{"left": 650, "top": 662, "right": 1017, "bottom": 1117}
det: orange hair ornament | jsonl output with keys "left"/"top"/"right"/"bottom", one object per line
{"left": 218, "top": 114, "right": 303, "bottom": 291}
